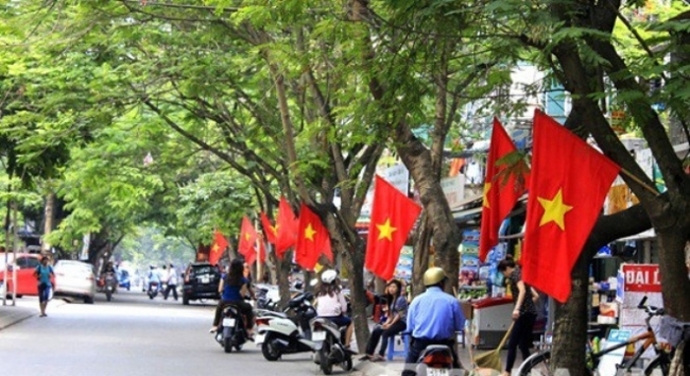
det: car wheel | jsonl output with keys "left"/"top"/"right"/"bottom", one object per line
{"left": 182, "top": 294, "right": 189, "bottom": 305}
{"left": 84, "top": 296, "right": 94, "bottom": 304}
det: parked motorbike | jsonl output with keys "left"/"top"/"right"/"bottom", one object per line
{"left": 414, "top": 344, "right": 456, "bottom": 376}
{"left": 310, "top": 317, "right": 353, "bottom": 375}
{"left": 147, "top": 281, "right": 159, "bottom": 299}
{"left": 256, "top": 292, "right": 317, "bottom": 361}
{"left": 103, "top": 272, "right": 118, "bottom": 301}
{"left": 213, "top": 302, "right": 249, "bottom": 353}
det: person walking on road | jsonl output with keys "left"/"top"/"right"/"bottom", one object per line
{"left": 163, "top": 264, "right": 178, "bottom": 301}
{"left": 33, "top": 256, "right": 54, "bottom": 317}
{"left": 498, "top": 256, "right": 538, "bottom": 376}
{"left": 402, "top": 267, "right": 465, "bottom": 376}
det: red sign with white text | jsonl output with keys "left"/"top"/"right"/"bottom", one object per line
{"left": 623, "top": 264, "right": 661, "bottom": 292}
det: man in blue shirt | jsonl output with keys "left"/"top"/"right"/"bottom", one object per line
{"left": 402, "top": 267, "right": 465, "bottom": 376}
{"left": 33, "top": 256, "right": 54, "bottom": 317}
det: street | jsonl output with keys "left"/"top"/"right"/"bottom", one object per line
{"left": 0, "top": 291, "right": 332, "bottom": 376}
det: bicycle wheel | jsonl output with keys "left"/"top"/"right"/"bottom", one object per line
{"left": 643, "top": 354, "right": 670, "bottom": 376}
{"left": 517, "top": 351, "right": 554, "bottom": 376}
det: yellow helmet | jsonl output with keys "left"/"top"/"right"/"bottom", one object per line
{"left": 423, "top": 267, "right": 447, "bottom": 286}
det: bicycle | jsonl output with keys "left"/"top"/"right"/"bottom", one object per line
{"left": 517, "top": 296, "right": 671, "bottom": 376}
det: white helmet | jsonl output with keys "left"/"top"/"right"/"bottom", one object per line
{"left": 321, "top": 269, "right": 337, "bottom": 284}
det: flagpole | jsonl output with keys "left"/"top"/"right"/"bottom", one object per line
{"left": 255, "top": 218, "right": 262, "bottom": 284}
{"left": 619, "top": 168, "right": 660, "bottom": 197}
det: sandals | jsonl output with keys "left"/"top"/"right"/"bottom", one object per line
{"left": 371, "top": 355, "right": 385, "bottom": 362}
{"left": 209, "top": 327, "right": 217, "bottom": 333}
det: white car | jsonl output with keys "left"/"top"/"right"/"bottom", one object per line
{"left": 53, "top": 260, "right": 96, "bottom": 304}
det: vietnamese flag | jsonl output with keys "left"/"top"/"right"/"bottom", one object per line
{"left": 479, "top": 118, "right": 528, "bottom": 262}
{"left": 245, "top": 238, "right": 267, "bottom": 266}
{"left": 237, "top": 216, "right": 258, "bottom": 259}
{"left": 522, "top": 110, "right": 620, "bottom": 302}
{"left": 260, "top": 211, "right": 278, "bottom": 245}
{"left": 275, "top": 196, "right": 298, "bottom": 258}
{"left": 365, "top": 175, "right": 422, "bottom": 281}
{"left": 209, "top": 230, "right": 228, "bottom": 265}
{"left": 295, "top": 203, "right": 332, "bottom": 270}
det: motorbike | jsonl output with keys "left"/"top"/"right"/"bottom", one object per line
{"left": 310, "top": 317, "right": 353, "bottom": 375}
{"left": 147, "top": 281, "right": 159, "bottom": 299}
{"left": 213, "top": 302, "right": 250, "bottom": 353}
{"left": 256, "top": 292, "right": 317, "bottom": 361}
{"left": 414, "top": 344, "right": 456, "bottom": 376}
{"left": 103, "top": 272, "right": 118, "bottom": 301}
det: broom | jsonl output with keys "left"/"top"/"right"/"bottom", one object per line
{"left": 469, "top": 321, "right": 514, "bottom": 372}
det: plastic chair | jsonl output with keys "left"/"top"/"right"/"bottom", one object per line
{"left": 386, "top": 331, "right": 411, "bottom": 360}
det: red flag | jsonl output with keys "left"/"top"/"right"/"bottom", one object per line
{"left": 365, "top": 175, "right": 422, "bottom": 281}
{"left": 295, "top": 203, "right": 332, "bottom": 270}
{"left": 244, "top": 239, "right": 267, "bottom": 266}
{"left": 522, "top": 110, "right": 620, "bottom": 302}
{"left": 209, "top": 230, "right": 228, "bottom": 265}
{"left": 479, "top": 118, "right": 528, "bottom": 262}
{"left": 237, "top": 216, "right": 258, "bottom": 258}
{"left": 275, "top": 196, "right": 298, "bottom": 258}
{"left": 260, "top": 212, "right": 278, "bottom": 245}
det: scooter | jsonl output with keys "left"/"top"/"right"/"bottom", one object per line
{"left": 414, "top": 344, "right": 456, "bottom": 376}
{"left": 103, "top": 272, "right": 118, "bottom": 301}
{"left": 214, "top": 303, "right": 249, "bottom": 353}
{"left": 147, "top": 281, "right": 159, "bottom": 299}
{"left": 256, "top": 292, "right": 317, "bottom": 361}
{"left": 310, "top": 317, "right": 353, "bottom": 375}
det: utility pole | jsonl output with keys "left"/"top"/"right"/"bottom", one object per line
{"left": 11, "top": 200, "right": 18, "bottom": 305}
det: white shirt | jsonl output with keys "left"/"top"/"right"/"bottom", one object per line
{"left": 167, "top": 269, "right": 178, "bottom": 285}
{"left": 316, "top": 291, "right": 347, "bottom": 317}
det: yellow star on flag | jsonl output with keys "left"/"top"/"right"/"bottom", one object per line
{"left": 244, "top": 232, "right": 252, "bottom": 241}
{"left": 304, "top": 223, "right": 317, "bottom": 241}
{"left": 271, "top": 224, "right": 278, "bottom": 236}
{"left": 482, "top": 182, "right": 492, "bottom": 208}
{"left": 376, "top": 218, "right": 397, "bottom": 241}
{"left": 537, "top": 188, "right": 573, "bottom": 231}
{"left": 212, "top": 244, "right": 220, "bottom": 253}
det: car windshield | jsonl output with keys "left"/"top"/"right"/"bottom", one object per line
{"left": 192, "top": 266, "right": 214, "bottom": 275}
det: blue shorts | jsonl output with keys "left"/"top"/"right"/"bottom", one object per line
{"left": 323, "top": 315, "right": 351, "bottom": 328}
{"left": 38, "top": 284, "right": 51, "bottom": 303}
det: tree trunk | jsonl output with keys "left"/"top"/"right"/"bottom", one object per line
{"left": 412, "top": 215, "right": 432, "bottom": 298}
{"left": 656, "top": 227, "right": 690, "bottom": 321}
{"left": 273, "top": 250, "right": 293, "bottom": 309}
{"left": 345, "top": 241, "right": 369, "bottom": 353}
{"left": 551, "top": 248, "right": 590, "bottom": 376}
{"left": 42, "top": 191, "right": 54, "bottom": 255}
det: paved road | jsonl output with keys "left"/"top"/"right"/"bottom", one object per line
{"left": 0, "top": 290, "right": 336, "bottom": 376}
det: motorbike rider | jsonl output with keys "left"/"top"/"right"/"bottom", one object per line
{"left": 210, "top": 258, "right": 256, "bottom": 338}
{"left": 314, "top": 269, "right": 353, "bottom": 351}
{"left": 147, "top": 265, "right": 160, "bottom": 292}
{"left": 402, "top": 267, "right": 465, "bottom": 376}
{"left": 101, "top": 261, "right": 117, "bottom": 288}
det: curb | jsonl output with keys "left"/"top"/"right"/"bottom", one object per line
{"left": 0, "top": 296, "right": 69, "bottom": 331}
{"left": 0, "top": 308, "right": 35, "bottom": 331}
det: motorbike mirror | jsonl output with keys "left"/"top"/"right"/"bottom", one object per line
{"left": 309, "top": 278, "right": 318, "bottom": 287}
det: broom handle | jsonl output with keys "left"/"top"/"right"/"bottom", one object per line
{"left": 498, "top": 321, "right": 515, "bottom": 350}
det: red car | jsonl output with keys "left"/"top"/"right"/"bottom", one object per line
{"left": 0, "top": 253, "right": 51, "bottom": 298}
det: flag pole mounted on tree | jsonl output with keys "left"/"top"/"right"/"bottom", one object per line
{"left": 522, "top": 110, "right": 621, "bottom": 303}
{"left": 365, "top": 175, "right": 422, "bottom": 281}
{"left": 479, "top": 118, "right": 529, "bottom": 263}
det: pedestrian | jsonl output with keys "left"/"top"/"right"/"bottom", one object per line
{"left": 498, "top": 256, "right": 538, "bottom": 376}
{"left": 364, "top": 279, "right": 408, "bottom": 361}
{"left": 163, "top": 263, "right": 178, "bottom": 301}
{"left": 33, "top": 256, "right": 55, "bottom": 317}
{"left": 402, "top": 267, "right": 465, "bottom": 376}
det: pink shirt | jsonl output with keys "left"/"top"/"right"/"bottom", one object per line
{"left": 316, "top": 291, "right": 347, "bottom": 317}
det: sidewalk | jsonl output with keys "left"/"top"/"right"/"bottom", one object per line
{"left": 0, "top": 297, "right": 39, "bottom": 330}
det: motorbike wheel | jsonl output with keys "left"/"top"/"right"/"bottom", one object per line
{"left": 234, "top": 344, "right": 242, "bottom": 351}
{"left": 341, "top": 357, "right": 352, "bottom": 371}
{"left": 319, "top": 347, "right": 333, "bottom": 375}
{"left": 261, "top": 336, "right": 281, "bottom": 361}
{"left": 223, "top": 337, "right": 233, "bottom": 353}
{"left": 106, "top": 291, "right": 112, "bottom": 301}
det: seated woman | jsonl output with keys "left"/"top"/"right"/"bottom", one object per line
{"left": 363, "top": 279, "right": 408, "bottom": 361}
{"left": 315, "top": 269, "right": 353, "bottom": 350}
{"left": 210, "top": 259, "right": 256, "bottom": 339}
